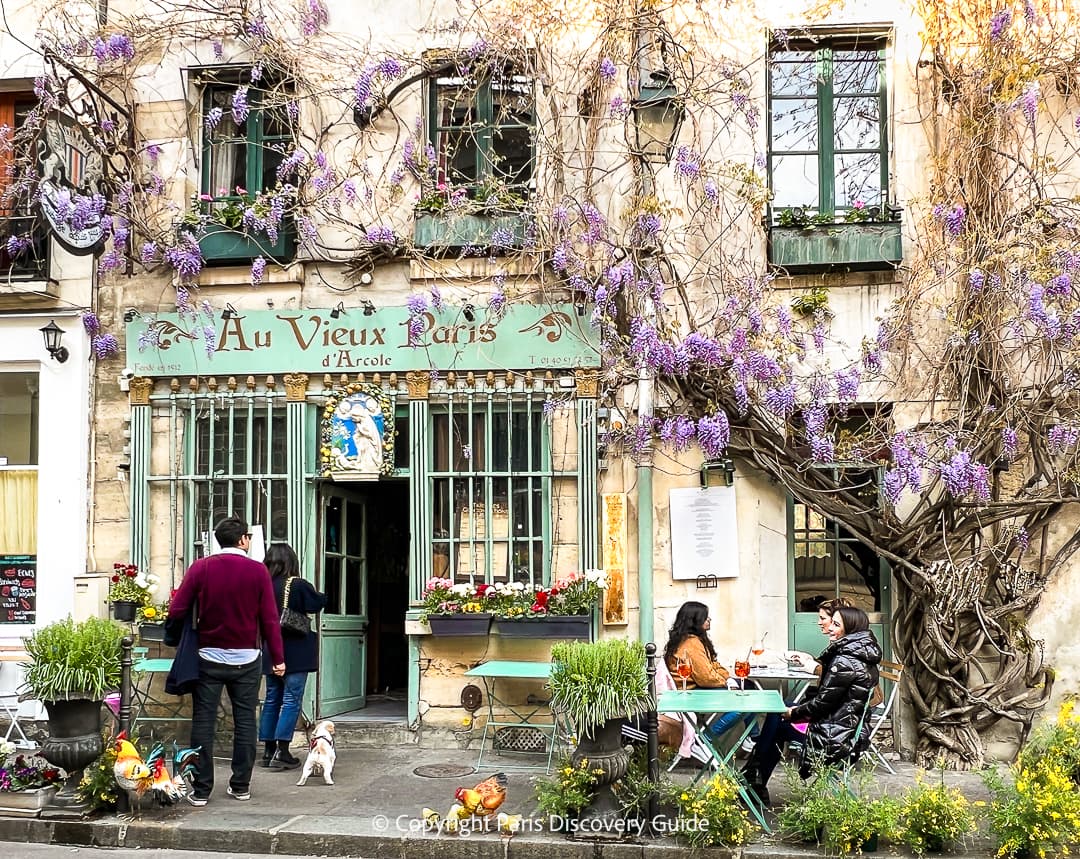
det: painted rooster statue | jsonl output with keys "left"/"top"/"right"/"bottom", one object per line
{"left": 112, "top": 732, "right": 200, "bottom": 816}
{"left": 421, "top": 772, "right": 520, "bottom": 834}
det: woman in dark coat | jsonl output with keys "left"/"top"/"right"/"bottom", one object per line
{"left": 743, "top": 606, "right": 881, "bottom": 804}
{"left": 259, "top": 543, "right": 328, "bottom": 769}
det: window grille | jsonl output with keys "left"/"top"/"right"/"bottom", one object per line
{"left": 430, "top": 393, "right": 570, "bottom": 589}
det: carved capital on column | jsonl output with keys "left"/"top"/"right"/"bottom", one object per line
{"left": 406, "top": 371, "right": 431, "bottom": 399}
{"left": 284, "top": 373, "right": 310, "bottom": 402}
{"left": 128, "top": 377, "right": 153, "bottom": 405}
{"left": 575, "top": 369, "right": 599, "bottom": 398}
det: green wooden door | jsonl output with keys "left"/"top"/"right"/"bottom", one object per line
{"left": 317, "top": 487, "right": 368, "bottom": 716}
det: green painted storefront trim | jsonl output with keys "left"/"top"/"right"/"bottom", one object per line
{"left": 129, "top": 404, "right": 151, "bottom": 573}
{"left": 576, "top": 398, "right": 598, "bottom": 569}
{"left": 126, "top": 303, "right": 600, "bottom": 377}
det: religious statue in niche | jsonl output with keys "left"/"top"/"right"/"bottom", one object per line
{"left": 320, "top": 384, "right": 396, "bottom": 481}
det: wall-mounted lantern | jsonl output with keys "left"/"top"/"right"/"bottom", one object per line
{"left": 632, "top": 71, "right": 685, "bottom": 164}
{"left": 39, "top": 320, "right": 69, "bottom": 363}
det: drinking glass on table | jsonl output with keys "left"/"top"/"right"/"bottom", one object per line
{"left": 676, "top": 657, "right": 692, "bottom": 692}
{"left": 734, "top": 660, "right": 751, "bottom": 682}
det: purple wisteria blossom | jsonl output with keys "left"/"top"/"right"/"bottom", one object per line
{"left": 599, "top": 57, "right": 617, "bottom": 82}
{"left": 659, "top": 415, "right": 697, "bottom": 452}
{"left": 163, "top": 234, "right": 204, "bottom": 282}
{"left": 244, "top": 17, "right": 271, "bottom": 42}
{"left": 1018, "top": 81, "right": 1040, "bottom": 127}
{"left": 250, "top": 256, "right": 266, "bottom": 285}
{"left": 674, "top": 146, "right": 701, "bottom": 181}
{"left": 231, "top": 87, "right": 250, "bottom": 124}
{"left": 811, "top": 435, "right": 836, "bottom": 462}
{"left": 968, "top": 268, "right": 986, "bottom": 292}
{"left": 205, "top": 107, "right": 223, "bottom": 131}
{"left": 365, "top": 225, "right": 395, "bottom": 244}
{"left": 5, "top": 234, "right": 30, "bottom": 256}
{"left": 764, "top": 383, "right": 796, "bottom": 418}
{"left": 82, "top": 313, "right": 100, "bottom": 335}
{"left": 406, "top": 293, "right": 428, "bottom": 346}
{"left": 488, "top": 289, "right": 506, "bottom": 315}
{"left": 609, "top": 95, "right": 629, "bottom": 119}
{"left": 1048, "top": 424, "right": 1080, "bottom": 454}
{"left": 812, "top": 322, "right": 826, "bottom": 352}
{"left": 681, "top": 332, "right": 724, "bottom": 368}
{"left": 990, "top": 8, "right": 1012, "bottom": 41}
{"left": 835, "top": 367, "right": 861, "bottom": 402}
{"left": 932, "top": 203, "right": 966, "bottom": 238}
{"left": 92, "top": 333, "right": 120, "bottom": 359}
{"left": 938, "top": 450, "right": 991, "bottom": 502}
{"left": 733, "top": 382, "right": 749, "bottom": 415}
{"left": 202, "top": 325, "right": 216, "bottom": 357}
{"left": 303, "top": 0, "right": 329, "bottom": 36}
{"left": 746, "top": 351, "right": 782, "bottom": 382}
{"left": 212, "top": 40, "right": 224, "bottom": 60}
{"left": 491, "top": 227, "right": 515, "bottom": 249}
{"left": 140, "top": 241, "right": 158, "bottom": 264}
{"left": 696, "top": 412, "right": 730, "bottom": 458}
{"left": 1002, "top": 426, "right": 1018, "bottom": 461}
{"left": 1048, "top": 273, "right": 1072, "bottom": 297}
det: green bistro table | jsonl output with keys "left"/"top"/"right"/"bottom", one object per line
{"left": 131, "top": 658, "right": 187, "bottom": 735}
{"left": 464, "top": 660, "right": 559, "bottom": 773}
{"left": 658, "top": 688, "right": 787, "bottom": 832}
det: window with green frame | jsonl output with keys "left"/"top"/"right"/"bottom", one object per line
{"left": 190, "top": 405, "right": 289, "bottom": 559}
{"left": 768, "top": 36, "right": 889, "bottom": 220}
{"left": 427, "top": 60, "right": 534, "bottom": 200}
{"left": 200, "top": 73, "right": 295, "bottom": 210}
{"left": 430, "top": 404, "right": 556, "bottom": 587}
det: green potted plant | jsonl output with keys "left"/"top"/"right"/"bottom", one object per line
{"left": 900, "top": 767, "right": 976, "bottom": 853}
{"left": 549, "top": 639, "right": 650, "bottom": 832}
{"left": 419, "top": 576, "right": 494, "bottom": 636}
{"left": 19, "top": 616, "right": 124, "bottom": 817}
{"left": 107, "top": 562, "right": 156, "bottom": 622}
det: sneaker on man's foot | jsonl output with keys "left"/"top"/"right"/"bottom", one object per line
{"left": 741, "top": 736, "right": 758, "bottom": 754}
{"left": 186, "top": 794, "right": 208, "bottom": 807}
{"left": 226, "top": 786, "right": 251, "bottom": 801}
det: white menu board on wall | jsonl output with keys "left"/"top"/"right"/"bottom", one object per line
{"left": 669, "top": 486, "right": 739, "bottom": 580}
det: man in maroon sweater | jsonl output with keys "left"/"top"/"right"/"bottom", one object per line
{"left": 168, "top": 516, "right": 285, "bottom": 805}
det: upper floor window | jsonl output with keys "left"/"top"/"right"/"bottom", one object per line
{"left": 0, "top": 95, "right": 49, "bottom": 280}
{"left": 768, "top": 36, "right": 888, "bottom": 221}
{"left": 427, "top": 60, "right": 535, "bottom": 202}
{"left": 200, "top": 74, "right": 295, "bottom": 206}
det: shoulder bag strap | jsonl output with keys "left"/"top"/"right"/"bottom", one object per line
{"left": 282, "top": 576, "right": 294, "bottom": 612}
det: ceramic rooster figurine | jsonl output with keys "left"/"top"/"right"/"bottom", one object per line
{"left": 112, "top": 732, "right": 200, "bottom": 816}
{"left": 421, "top": 772, "right": 514, "bottom": 835}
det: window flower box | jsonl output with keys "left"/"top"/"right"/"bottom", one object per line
{"left": 195, "top": 222, "right": 296, "bottom": 265}
{"left": 413, "top": 210, "right": 529, "bottom": 251}
{"left": 492, "top": 615, "right": 592, "bottom": 640}
{"left": 768, "top": 221, "right": 902, "bottom": 271}
{"left": 426, "top": 613, "right": 492, "bottom": 636}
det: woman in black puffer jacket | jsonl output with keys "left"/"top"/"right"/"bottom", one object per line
{"left": 743, "top": 606, "right": 881, "bottom": 804}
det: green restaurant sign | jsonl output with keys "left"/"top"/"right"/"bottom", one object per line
{"left": 126, "top": 303, "right": 601, "bottom": 376}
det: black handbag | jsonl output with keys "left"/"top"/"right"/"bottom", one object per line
{"left": 280, "top": 577, "right": 311, "bottom": 636}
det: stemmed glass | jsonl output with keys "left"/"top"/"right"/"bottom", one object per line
{"left": 676, "top": 657, "right": 692, "bottom": 692}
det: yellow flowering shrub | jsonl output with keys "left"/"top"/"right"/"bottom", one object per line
{"left": 985, "top": 755, "right": 1080, "bottom": 858}
{"left": 534, "top": 756, "right": 600, "bottom": 817}
{"left": 901, "top": 769, "right": 976, "bottom": 853}
{"left": 673, "top": 772, "right": 757, "bottom": 848}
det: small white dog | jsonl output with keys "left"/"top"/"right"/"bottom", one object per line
{"left": 296, "top": 720, "right": 336, "bottom": 786}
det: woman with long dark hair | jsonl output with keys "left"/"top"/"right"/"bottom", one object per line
{"left": 259, "top": 543, "right": 327, "bottom": 770}
{"left": 743, "top": 605, "right": 881, "bottom": 804}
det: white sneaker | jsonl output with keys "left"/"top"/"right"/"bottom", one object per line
{"left": 741, "top": 736, "right": 758, "bottom": 754}
{"left": 226, "top": 786, "right": 251, "bottom": 801}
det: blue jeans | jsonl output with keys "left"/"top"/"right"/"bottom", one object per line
{"left": 190, "top": 656, "right": 262, "bottom": 799}
{"left": 706, "top": 711, "right": 758, "bottom": 740}
{"left": 259, "top": 672, "right": 309, "bottom": 742}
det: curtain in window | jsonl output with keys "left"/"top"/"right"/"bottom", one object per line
{"left": 0, "top": 470, "right": 36, "bottom": 554}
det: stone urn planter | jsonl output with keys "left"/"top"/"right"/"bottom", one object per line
{"left": 569, "top": 717, "right": 630, "bottom": 834}
{"left": 38, "top": 698, "right": 103, "bottom": 818}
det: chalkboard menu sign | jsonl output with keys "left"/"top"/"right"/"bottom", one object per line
{"left": 0, "top": 555, "right": 36, "bottom": 624}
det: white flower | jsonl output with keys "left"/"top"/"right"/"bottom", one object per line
{"left": 450, "top": 583, "right": 472, "bottom": 596}
{"left": 585, "top": 569, "right": 608, "bottom": 588}
{"left": 134, "top": 575, "right": 148, "bottom": 588}
{"left": 0, "top": 739, "right": 14, "bottom": 758}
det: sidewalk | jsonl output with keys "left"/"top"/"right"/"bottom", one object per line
{"left": 0, "top": 744, "right": 1003, "bottom": 858}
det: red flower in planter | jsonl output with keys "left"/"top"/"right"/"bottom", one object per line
{"left": 531, "top": 589, "right": 551, "bottom": 613}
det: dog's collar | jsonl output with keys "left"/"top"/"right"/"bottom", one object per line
{"left": 310, "top": 732, "right": 335, "bottom": 749}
